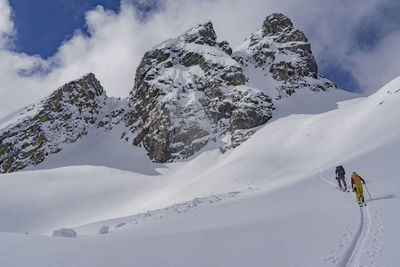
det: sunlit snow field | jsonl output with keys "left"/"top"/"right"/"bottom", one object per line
{"left": 0, "top": 77, "right": 399, "bottom": 266}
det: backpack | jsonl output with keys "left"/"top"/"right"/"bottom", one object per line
{"left": 336, "top": 165, "right": 345, "bottom": 176}
{"left": 353, "top": 175, "right": 362, "bottom": 185}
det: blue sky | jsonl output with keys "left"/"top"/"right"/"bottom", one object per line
{"left": 1, "top": 0, "right": 400, "bottom": 116}
{"left": 8, "top": 0, "right": 399, "bottom": 93}
{"left": 9, "top": 0, "right": 159, "bottom": 57}
{"left": 9, "top": 0, "right": 121, "bottom": 58}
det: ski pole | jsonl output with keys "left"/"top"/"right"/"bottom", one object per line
{"left": 364, "top": 183, "right": 372, "bottom": 201}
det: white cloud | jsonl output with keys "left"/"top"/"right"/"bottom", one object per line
{"left": 347, "top": 31, "right": 400, "bottom": 93}
{"left": 0, "top": 0, "right": 399, "bottom": 117}
{"left": 0, "top": 0, "right": 14, "bottom": 47}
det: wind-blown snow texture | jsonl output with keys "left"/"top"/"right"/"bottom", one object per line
{"left": 0, "top": 13, "right": 348, "bottom": 172}
{"left": 1, "top": 13, "right": 399, "bottom": 267}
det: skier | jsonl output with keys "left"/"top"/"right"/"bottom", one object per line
{"left": 351, "top": 172, "right": 367, "bottom": 206}
{"left": 335, "top": 165, "right": 347, "bottom": 191}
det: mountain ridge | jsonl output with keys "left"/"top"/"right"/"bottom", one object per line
{"left": 1, "top": 13, "right": 350, "bottom": 173}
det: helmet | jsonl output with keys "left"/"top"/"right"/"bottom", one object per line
{"left": 352, "top": 172, "right": 358, "bottom": 177}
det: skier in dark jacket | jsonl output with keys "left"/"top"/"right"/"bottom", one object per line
{"left": 335, "top": 165, "right": 347, "bottom": 191}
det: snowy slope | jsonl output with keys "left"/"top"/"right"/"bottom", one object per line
{"left": 0, "top": 75, "right": 399, "bottom": 266}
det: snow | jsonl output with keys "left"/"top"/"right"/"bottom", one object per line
{"left": 0, "top": 100, "right": 42, "bottom": 130}
{"left": 28, "top": 123, "right": 160, "bottom": 175}
{"left": 272, "top": 87, "right": 356, "bottom": 120}
{"left": 0, "top": 75, "right": 400, "bottom": 266}
{"left": 178, "top": 42, "right": 239, "bottom": 67}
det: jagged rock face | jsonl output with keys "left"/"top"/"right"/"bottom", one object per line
{"left": 180, "top": 21, "right": 218, "bottom": 46}
{"left": 261, "top": 13, "right": 307, "bottom": 42}
{"left": 124, "top": 14, "right": 337, "bottom": 162}
{"left": 0, "top": 73, "right": 106, "bottom": 173}
{"left": 0, "top": 13, "right": 341, "bottom": 171}
{"left": 233, "top": 13, "right": 336, "bottom": 99}
{"left": 125, "top": 22, "right": 274, "bottom": 162}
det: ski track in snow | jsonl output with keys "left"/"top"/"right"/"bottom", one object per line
{"left": 76, "top": 191, "right": 243, "bottom": 235}
{"left": 318, "top": 168, "right": 383, "bottom": 267}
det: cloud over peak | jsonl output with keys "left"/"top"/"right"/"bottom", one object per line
{"left": 0, "top": 0, "right": 399, "bottom": 117}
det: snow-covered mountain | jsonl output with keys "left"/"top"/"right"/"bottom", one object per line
{"left": 0, "top": 73, "right": 107, "bottom": 172}
{"left": 0, "top": 13, "right": 351, "bottom": 173}
{"left": 124, "top": 20, "right": 274, "bottom": 161}
{"left": 123, "top": 13, "right": 339, "bottom": 162}
{"left": 0, "top": 11, "right": 400, "bottom": 267}
{"left": 0, "top": 72, "right": 399, "bottom": 266}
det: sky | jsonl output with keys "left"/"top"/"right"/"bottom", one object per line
{"left": 0, "top": 0, "right": 400, "bottom": 117}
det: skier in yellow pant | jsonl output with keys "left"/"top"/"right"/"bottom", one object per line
{"left": 351, "top": 172, "right": 366, "bottom": 206}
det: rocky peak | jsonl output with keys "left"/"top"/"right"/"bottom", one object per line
{"left": 233, "top": 13, "right": 335, "bottom": 99}
{"left": 261, "top": 13, "right": 307, "bottom": 43}
{"left": 0, "top": 73, "right": 107, "bottom": 173}
{"left": 74, "top": 72, "right": 105, "bottom": 96}
{"left": 179, "top": 21, "right": 217, "bottom": 46}
{"left": 124, "top": 22, "right": 273, "bottom": 162}
{"left": 262, "top": 13, "right": 293, "bottom": 35}
{"left": 41, "top": 73, "right": 106, "bottom": 119}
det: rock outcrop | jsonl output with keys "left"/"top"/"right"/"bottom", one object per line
{"left": 124, "top": 21, "right": 274, "bottom": 162}
{"left": 233, "top": 13, "right": 336, "bottom": 99}
{"left": 0, "top": 73, "right": 106, "bottom": 172}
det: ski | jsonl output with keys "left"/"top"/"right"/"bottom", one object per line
{"left": 358, "top": 202, "right": 367, "bottom": 207}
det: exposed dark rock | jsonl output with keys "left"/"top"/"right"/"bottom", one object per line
{"left": 262, "top": 13, "right": 308, "bottom": 43}
{"left": 125, "top": 21, "right": 274, "bottom": 162}
{"left": 181, "top": 52, "right": 204, "bottom": 67}
{"left": 181, "top": 21, "right": 217, "bottom": 46}
{"left": 0, "top": 73, "right": 106, "bottom": 173}
{"left": 233, "top": 13, "right": 335, "bottom": 99}
{"left": 219, "top": 41, "right": 233, "bottom": 55}
{"left": 262, "top": 13, "right": 293, "bottom": 36}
